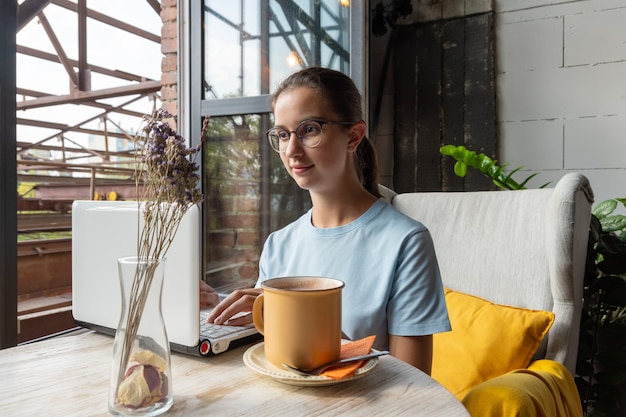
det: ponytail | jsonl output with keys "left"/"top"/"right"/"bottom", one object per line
{"left": 354, "top": 136, "right": 381, "bottom": 198}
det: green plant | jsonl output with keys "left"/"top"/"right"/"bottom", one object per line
{"left": 440, "top": 144, "right": 626, "bottom": 417}
{"left": 439, "top": 145, "right": 551, "bottom": 190}
{"left": 577, "top": 199, "right": 626, "bottom": 417}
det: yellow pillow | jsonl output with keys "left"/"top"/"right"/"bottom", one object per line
{"left": 431, "top": 288, "right": 555, "bottom": 400}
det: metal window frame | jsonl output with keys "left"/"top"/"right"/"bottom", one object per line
{"left": 183, "top": 0, "right": 366, "bottom": 139}
{"left": 1, "top": 0, "right": 18, "bottom": 349}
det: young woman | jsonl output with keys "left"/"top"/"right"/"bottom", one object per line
{"left": 205, "top": 67, "right": 450, "bottom": 374}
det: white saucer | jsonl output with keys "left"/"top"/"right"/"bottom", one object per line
{"left": 243, "top": 342, "right": 379, "bottom": 387}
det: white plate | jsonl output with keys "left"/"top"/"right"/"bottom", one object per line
{"left": 243, "top": 342, "right": 379, "bottom": 386}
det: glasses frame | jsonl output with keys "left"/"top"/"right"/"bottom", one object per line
{"left": 266, "top": 119, "right": 356, "bottom": 153}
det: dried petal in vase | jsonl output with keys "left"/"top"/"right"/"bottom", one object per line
{"left": 109, "top": 256, "right": 173, "bottom": 416}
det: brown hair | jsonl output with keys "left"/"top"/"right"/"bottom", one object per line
{"left": 271, "top": 67, "right": 381, "bottom": 198}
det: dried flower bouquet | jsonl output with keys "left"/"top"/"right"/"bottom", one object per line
{"left": 112, "top": 109, "right": 208, "bottom": 410}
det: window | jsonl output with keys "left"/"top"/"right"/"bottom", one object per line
{"left": 184, "top": 0, "right": 365, "bottom": 292}
{"left": 203, "top": 0, "right": 351, "bottom": 99}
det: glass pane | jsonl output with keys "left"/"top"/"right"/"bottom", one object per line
{"left": 202, "top": 114, "right": 311, "bottom": 291}
{"left": 203, "top": 0, "right": 350, "bottom": 99}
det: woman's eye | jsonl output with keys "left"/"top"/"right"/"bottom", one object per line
{"left": 278, "top": 131, "right": 290, "bottom": 140}
{"left": 302, "top": 124, "right": 320, "bottom": 135}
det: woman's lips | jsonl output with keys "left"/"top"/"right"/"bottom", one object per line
{"left": 291, "top": 164, "right": 313, "bottom": 175}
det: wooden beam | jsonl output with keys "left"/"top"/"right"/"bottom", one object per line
{"left": 17, "top": 140, "right": 136, "bottom": 160}
{"left": 16, "top": 118, "right": 133, "bottom": 140}
{"left": 146, "top": 0, "right": 161, "bottom": 15}
{"left": 37, "top": 12, "right": 79, "bottom": 88}
{"left": 16, "top": 80, "right": 161, "bottom": 110}
{"left": 16, "top": 0, "right": 51, "bottom": 32}
{"left": 16, "top": 45, "right": 151, "bottom": 83}
{"left": 51, "top": 0, "right": 161, "bottom": 43}
{"left": 441, "top": 19, "right": 466, "bottom": 191}
{"left": 17, "top": 159, "right": 137, "bottom": 174}
{"left": 17, "top": 174, "right": 138, "bottom": 187}
{"left": 16, "top": 87, "right": 150, "bottom": 118}
{"left": 77, "top": 0, "right": 89, "bottom": 91}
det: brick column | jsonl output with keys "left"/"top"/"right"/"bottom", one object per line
{"left": 160, "top": 0, "right": 178, "bottom": 127}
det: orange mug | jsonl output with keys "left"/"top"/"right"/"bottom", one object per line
{"left": 252, "top": 276, "right": 344, "bottom": 370}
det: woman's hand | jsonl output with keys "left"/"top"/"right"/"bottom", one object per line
{"left": 199, "top": 280, "right": 220, "bottom": 309}
{"left": 205, "top": 287, "right": 263, "bottom": 325}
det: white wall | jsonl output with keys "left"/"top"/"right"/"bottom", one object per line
{"left": 495, "top": 0, "right": 626, "bottom": 205}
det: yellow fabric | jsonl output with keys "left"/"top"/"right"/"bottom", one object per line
{"left": 431, "top": 289, "right": 555, "bottom": 400}
{"left": 462, "top": 359, "right": 583, "bottom": 417}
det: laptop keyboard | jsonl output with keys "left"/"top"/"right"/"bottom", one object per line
{"left": 198, "top": 311, "right": 260, "bottom": 355}
{"left": 199, "top": 310, "right": 256, "bottom": 339}
{"left": 200, "top": 321, "right": 251, "bottom": 339}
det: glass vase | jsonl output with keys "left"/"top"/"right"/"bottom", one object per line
{"left": 108, "top": 256, "right": 173, "bottom": 416}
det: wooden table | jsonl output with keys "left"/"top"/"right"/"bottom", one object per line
{"left": 0, "top": 331, "right": 470, "bottom": 416}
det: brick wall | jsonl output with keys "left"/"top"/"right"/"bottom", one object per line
{"left": 160, "top": 0, "right": 178, "bottom": 124}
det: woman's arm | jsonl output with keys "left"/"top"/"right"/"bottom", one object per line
{"left": 389, "top": 334, "right": 433, "bottom": 375}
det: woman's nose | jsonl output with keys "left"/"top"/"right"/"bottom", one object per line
{"left": 283, "top": 131, "right": 304, "bottom": 156}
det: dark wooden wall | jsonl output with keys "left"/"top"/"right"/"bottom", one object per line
{"left": 392, "top": 12, "right": 497, "bottom": 193}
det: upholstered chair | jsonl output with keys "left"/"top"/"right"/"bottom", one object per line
{"left": 386, "top": 173, "right": 593, "bottom": 410}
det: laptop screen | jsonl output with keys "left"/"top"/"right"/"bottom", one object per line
{"left": 71, "top": 200, "right": 202, "bottom": 347}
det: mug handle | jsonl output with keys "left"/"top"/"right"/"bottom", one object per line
{"left": 252, "top": 293, "right": 265, "bottom": 335}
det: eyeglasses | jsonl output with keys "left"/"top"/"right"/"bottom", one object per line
{"left": 266, "top": 119, "right": 355, "bottom": 153}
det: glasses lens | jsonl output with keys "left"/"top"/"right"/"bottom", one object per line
{"left": 267, "top": 129, "right": 286, "bottom": 152}
{"left": 295, "top": 120, "right": 323, "bottom": 148}
{"left": 266, "top": 120, "right": 326, "bottom": 152}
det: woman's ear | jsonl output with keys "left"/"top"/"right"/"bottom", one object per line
{"left": 347, "top": 121, "right": 367, "bottom": 152}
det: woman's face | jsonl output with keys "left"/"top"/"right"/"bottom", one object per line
{"left": 272, "top": 86, "right": 361, "bottom": 193}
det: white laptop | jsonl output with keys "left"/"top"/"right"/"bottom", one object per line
{"left": 71, "top": 200, "right": 260, "bottom": 356}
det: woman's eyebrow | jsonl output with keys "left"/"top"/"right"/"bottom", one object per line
{"left": 273, "top": 117, "right": 326, "bottom": 129}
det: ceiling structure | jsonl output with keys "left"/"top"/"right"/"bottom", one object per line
{"left": 15, "top": 0, "right": 163, "bottom": 198}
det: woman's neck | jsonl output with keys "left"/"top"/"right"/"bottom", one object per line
{"left": 309, "top": 186, "right": 378, "bottom": 228}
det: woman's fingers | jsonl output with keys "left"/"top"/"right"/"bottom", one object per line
{"left": 206, "top": 288, "right": 262, "bottom": 325}
{"left": 199, "top": 280, "right": 220, "bottom": 309}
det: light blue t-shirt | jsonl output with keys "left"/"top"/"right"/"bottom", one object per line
{"left": 257, "top": 199, "right": 451, "bottom": 351}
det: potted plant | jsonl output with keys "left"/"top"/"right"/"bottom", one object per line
{"left": 577, "top": 198, "right": 626, "bottom": 417}
{"left": 440, "top": 145, "right": 626, "bottom": 417}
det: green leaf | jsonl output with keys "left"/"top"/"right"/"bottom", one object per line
{"left": 468, "top": 153, "right": 484, "bottom": 169}
{"left": 453, "top": 161, "right": 467, "bottom": 177}
{"left": 452, "top": 145, "right": 468, "bottom": 160}
{"left": 518, "top": 172, "right": 540, "bottom": 189}
{"left": 478, "top": 155, "right": 496, "bottom": 171}
{"left": 439, "top": 144, "right": 552, "bottom": 191}
{"left": 486, "top": 164, "right": 502, "bottom": 178}
{"left": 440, "top": 144, "right": 456, "bottom": 156}
{"left": 594, "top": 200, "right": 619, "bottom": 219}
{"left": 600, "top": 215, "right": 626, "bottom": 233}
